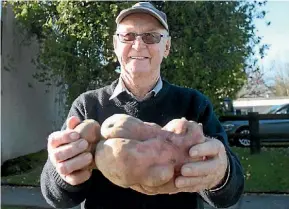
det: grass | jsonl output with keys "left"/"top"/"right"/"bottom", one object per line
{"left": 1, "top": 149, "right": 48, "bottom": 186}
{"left": 232, "top": 147, "right": 289, "bottom": 193}
{"left": 1, "top": 166, "right": 44, "bottom": 186}
{"left": 2, "top": 147, "right": 289, "bottom": 193}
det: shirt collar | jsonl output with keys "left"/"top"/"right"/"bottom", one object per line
{"left": 109, "top": 77, "right": 163, "bottom": 101}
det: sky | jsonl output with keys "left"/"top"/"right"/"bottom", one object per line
{"left": 254, "top": 1, "right": 289, "bottom": 77}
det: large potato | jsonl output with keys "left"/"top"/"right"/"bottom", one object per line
{"left": 74, "top": 119, "right": 101, "bottom": 169}
{"left": 101, "top": 114, "right": 163, "bottom": 140}
{"left": 95, "top": 114, "right": 205, "bottom": 194}
{"left": 95, "top": 137, "right": 175, "bottom": 188}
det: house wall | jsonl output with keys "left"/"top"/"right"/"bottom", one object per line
{"left": 1, "top": 5, "right": 66, "bottom": 164}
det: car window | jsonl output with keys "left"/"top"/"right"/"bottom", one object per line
{"left": 276, "top": 106, "right": 289, "bottom": 114}
{"left": 267, "top": 105, "right": 282, "bottom": 114}
{"left": 268, "top": 104, "right": 289, "bottom": 114}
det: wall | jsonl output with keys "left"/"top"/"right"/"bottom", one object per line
{"left": 1, "top": 6, "right": 66, "bottom": 164}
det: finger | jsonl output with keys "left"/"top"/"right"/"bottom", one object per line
{"left": 186, "top": 121, "right": 205, "bottom": 143}
{"left": 48, "top": 130, "right": 80, "bottom": 149}
{"left": 62, "top": 169, "right": 92, "bottom": 186}
{"left": 175, "top": 175, "right": 209, "bottom": 189}
{"left": 189, "top": 138, "right": 224, "bottom": 158}
{"left": 181, "top": 158, "right": 219, "bottom": 177}
{"left": 51, "top": 138, "right": 88, "bottom": 163}
{"left": 66, "top": 116, "right": 82, "bottom": 130}
{"left": 56, "top": 152, "right": 92, "bottom": 175}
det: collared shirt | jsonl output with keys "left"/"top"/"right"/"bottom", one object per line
{"left": 109, "top": 77, "right": 163, "bottom": 101}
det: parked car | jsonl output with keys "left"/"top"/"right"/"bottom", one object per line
{"left": 221, "top": 103, "right": 289, "bottom": 147}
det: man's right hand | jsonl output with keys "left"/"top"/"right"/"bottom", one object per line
{"left": 47, "top": 116, "right": 93, "bottom": 185}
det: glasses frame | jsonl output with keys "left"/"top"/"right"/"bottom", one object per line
{"left": 115, "top": 32, "right": 168, "bottom": 44}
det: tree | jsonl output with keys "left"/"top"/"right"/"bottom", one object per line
{"left": 154, "top": 1, "right": 269, "bottom": 107}
{"left": 237, "top": 66, "right": 272, "bottom": 98}
{"left": 6, "top": 1, "right": 268, "bottom": 113}
{"left": 267, "top": 61, "right": 289, "bottom": 96}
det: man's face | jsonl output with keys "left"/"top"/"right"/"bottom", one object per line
{"left": 114, "top": 13, "right": 171, "bottom": 80}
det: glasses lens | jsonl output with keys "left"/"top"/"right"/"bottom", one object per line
{"left": 142, "top": 33, "right": 161, "bottom": 44}
{"left": 119, "top": 33, "right": 135, "bottom": 42}
{"left": 117, "top": 32, "right": 163, "bottom": 44}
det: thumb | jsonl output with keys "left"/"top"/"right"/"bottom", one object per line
{"left": 66, "top": 116, "right": 82, "bottom": 130}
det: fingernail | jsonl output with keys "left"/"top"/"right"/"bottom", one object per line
{"left": 182, "top": 167, "right": 191, "bottom": 174}
{"left": 78, "top": 140, "right": 88, "bottom": 149}
{"left": 190, "top": 150, "right": 198, "bottom": 157}
{"left": 70, "top": 132, "right": 79, "bottom": 140}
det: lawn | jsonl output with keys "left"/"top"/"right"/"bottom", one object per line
{"left": 232, "top": 147, "right": 289, "bottom": 193}
{"left": 1, "top": 149, "right": 47, "bottom": 186}
{"left": 2, "top": 147, "right": 289, "bottom": 193}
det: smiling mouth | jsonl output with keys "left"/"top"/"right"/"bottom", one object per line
{"left": 130, "top": 56, "right": 150, "bottom": 60}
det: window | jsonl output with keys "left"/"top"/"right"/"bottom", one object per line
{"left": 276, "top": 105, "right": 289, "bottom": 114}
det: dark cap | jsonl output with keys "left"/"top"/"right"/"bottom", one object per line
{"left": 116, "top": 2, "right": 169, "bottom": 31}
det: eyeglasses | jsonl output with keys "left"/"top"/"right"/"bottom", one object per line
{"left": 115, "top": 32, "right": 167, "bottom": 44}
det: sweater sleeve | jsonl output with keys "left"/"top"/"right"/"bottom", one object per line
{"left": 196, "top": 96, "right": 244, "bottom": 208}
{"left": 40, "top": 94, "right": 92, "bottom": 208}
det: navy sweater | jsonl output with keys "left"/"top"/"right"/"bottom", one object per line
{"left": 41, "top": 79, "right": 244, "bottom": 209}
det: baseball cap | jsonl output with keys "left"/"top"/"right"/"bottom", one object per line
{"left": 116, "top": 2, "right": 169, "bottom": 31}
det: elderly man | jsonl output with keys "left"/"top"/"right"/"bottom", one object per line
{"left": 41, "top": 2, "right": 244, "bottom": 209}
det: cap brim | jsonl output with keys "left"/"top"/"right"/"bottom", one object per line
{"left": 116, "top": 8, "right": 169, "bottom": 31}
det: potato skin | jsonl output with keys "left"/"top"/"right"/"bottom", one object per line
{"left": 95, "top": 137, "right": 176, "bottom": 188}
{"left": 74, "top": 119, "right": 101, "bottom": 169}
{"left": 101, "top": 114, "right": 163, "bottom": 140}
{"left": 95, "top": 115, "right": 205, "bottom": 194}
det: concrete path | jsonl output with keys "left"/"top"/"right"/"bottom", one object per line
{"left": 2, "top": 185, "right": 289, "bottom": 209}
{"left": 238, "top": 194, "right": 289, "bottom": 209}
{"left": 2, "top": 186, "right": 52, "bottom": 208}
{"left": 1, "top": 186, "right": 80, "bottom": 209}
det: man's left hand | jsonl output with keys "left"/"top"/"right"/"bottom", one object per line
{"left": 175, "top": 137, "right": 228, "bottom": 192}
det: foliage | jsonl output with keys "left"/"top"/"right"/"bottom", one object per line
{"left": 7, "top": 1, "right": 268, "bottom": 113}
{"left": 1, "top": 149, "right": 47, "bottom": 177}
{"left": 156, "top": 1, "right": 269, "bottom": 109}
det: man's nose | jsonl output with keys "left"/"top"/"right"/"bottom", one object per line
{"left": 132, "top": 36, "right": 146, "bottom": 51}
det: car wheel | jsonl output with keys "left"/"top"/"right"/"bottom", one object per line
{"left": 235, "top": 127, "right": 250, "bottom": 147}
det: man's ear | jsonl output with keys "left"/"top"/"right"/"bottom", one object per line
{"left": 164, "top": 36, "right": 171, "bottom": 58}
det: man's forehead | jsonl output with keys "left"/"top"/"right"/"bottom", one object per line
{"left": 117, "top": 13, "right": 165, "bottom": 32}
{"left": 117, "top": 13, "right": 165, "bottom": 31}
{"left": 117, "top": 24, "right": 164, "bottom": 33}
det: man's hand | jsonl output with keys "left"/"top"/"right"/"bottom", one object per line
{"left": 175, "top": 137, "right": 228, "bottom": 192}
{"left": 47, "top": 116, "right": 93, "bottom": 185}
{"left": 129, "top": 119, "right": 208, "bottom": 195}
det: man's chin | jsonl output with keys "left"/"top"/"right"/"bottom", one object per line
{"left": 127, "top": 67, "right": 150, "bottom": 76}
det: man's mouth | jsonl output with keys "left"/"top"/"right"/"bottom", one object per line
{"left": 130, "top": 56, "right": 149, "bottom": 60}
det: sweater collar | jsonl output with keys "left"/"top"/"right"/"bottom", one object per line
{"left": 109, "top": 76, "right": 163, "bottom": 101}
